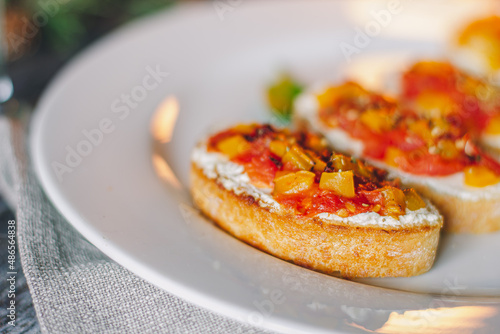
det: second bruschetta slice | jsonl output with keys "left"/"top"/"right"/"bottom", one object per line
{"left": 294, "top": 82, "right": 500, "bottom": 233}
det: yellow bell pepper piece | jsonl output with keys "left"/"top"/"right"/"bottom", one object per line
{"left": 319, "top": 171, "right": 355, "bottom": 198}
{"left": 312, "top": 156, "right": 327, "bottom": 172}
{"left": 269, "top": 140, "right": 288, "bottom": 157}
{"left": 233, "top": 124, "right": 257, "bottom": 134}
{"left": 384, "top": 147, "right": 405, "bottom": 167}
{"left": 408, "top": 119, "right": 432, "bottom": 142}
{"left": 411, "top": 61, "right": 449, "bottom": 75}
{"left": 438, "top": 139, "right": 459, "bottom": 160}
{"left": 216, "top": 135, "right": 250, "bottom": 159}
{"left": 381, "top": 187, "right": 406, "bottom": 216}
{"left": 403, "top": 189, "right": 426, "bottom": 211}
{"left": 306, "top": 135, "right": 328, "bottom": 152}
{"left": 330, "top": 154, "right": 357, "bottom": 171}
{"left": 464, "top": 165, "right": 500, "bottom": 187}
{"left": 316, "top": 82, "right": 367, "bottom": 108}
{"left": 414, "top": 91, "right": 455, "bottom": 118}
{"left": 360, "top": 109, "right": 393, "bottom": 133}
{"left": 273, "top": 171, "right": 315, "bottom": 195}
{"left": 485, "top": 114, "right": 500, "bottom": 134}
{"left": 282, "top": 145, "right": 314, "bottom": 171}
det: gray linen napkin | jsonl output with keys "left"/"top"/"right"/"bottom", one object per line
{"left": 0, "top": 114, "right": 274, "bottom": 333}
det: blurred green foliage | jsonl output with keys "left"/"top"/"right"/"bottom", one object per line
{"left": 267, "top": 73, "right": 304, "bottom": 123}
{"left": 6, "top": 0, "right": 176, "bottom": 54}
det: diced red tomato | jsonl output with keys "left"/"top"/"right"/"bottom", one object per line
{"left": 389, "top": 150, "right": 466, "bottom": 176}
{"left": 208, "top": 124, "right": 403, "bottom": 218}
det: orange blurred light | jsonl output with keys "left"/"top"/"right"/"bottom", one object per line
{"left": 377, "top": 306, "right": 497, "bottom": 334}
{"left": 151, "top": 95, "right": 179, "bottom": 143}
{"left": 152, "top": 152, "right": 182, "bottom": 190}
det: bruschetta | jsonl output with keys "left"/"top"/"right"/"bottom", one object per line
{"left": 190, "top": 124, "right": 442, "bottom": 277}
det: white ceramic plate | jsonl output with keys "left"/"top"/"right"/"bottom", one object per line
{"left": 32, "top": 1, "right": 500, "bottom": 333}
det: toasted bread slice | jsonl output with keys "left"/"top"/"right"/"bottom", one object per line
{"left": 294, "top": 87, "right": 500, "bottom": 233}
{"left": 190, "top": 127, "right": 442, "bottom": 278}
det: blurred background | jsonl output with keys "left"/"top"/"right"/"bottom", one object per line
{"left": 3, "top": 0, "right": 180, "bottom": 104}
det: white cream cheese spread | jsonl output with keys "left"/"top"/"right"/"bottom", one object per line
{"left": 191, "top": 145, "right": 281, "bottom": 211}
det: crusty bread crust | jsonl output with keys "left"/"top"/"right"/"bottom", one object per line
{"left": 191, "top": 165, "right": 441, "bottom": 278}
{"left": 405, "top": 182, "right": 500, "bottom": 234}
{"left": 295, "top": 115, "right": 500, "bottom": 234}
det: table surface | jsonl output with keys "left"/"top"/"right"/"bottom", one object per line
{"left": 0, "top": 195, "right": 40, "bottom": 333}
